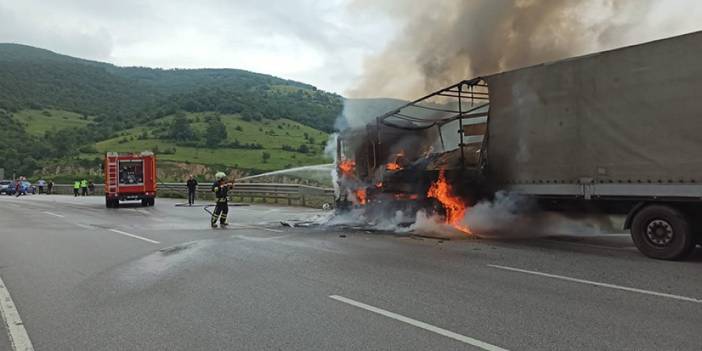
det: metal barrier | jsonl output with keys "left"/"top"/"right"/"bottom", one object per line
{"left": 50, "top": 184, "right": 105, "bottom": 196}
{"left": 50, "top": 183, "right": 334, "bottom": 207}
{"left": 160, "top": 182, "right": 334, "bottom": 207}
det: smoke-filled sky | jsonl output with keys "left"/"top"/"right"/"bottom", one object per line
{"left": 1, "top": 0, "right": 701, "bottom": 98}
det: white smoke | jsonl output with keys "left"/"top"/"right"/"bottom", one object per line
{"left": 462, "top": 191, "right": 619, "bottom": 238}
{"left": 407, "top": 210, "right": 470, "bottom": 239}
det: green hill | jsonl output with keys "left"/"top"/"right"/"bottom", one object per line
{"left": 92, "top": 112, "right": 330, "bottom": 171}
{"left": 0, "top": 43, "right": 342, "bottom": 131}
{"left": 0, "top": 43, "right": 343, "bottom": 177}
{"left": 12, "top": 109, "right": 94, "bottom": 135}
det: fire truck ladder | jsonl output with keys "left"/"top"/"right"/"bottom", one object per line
{"left": 106, "top": 153, "right": 118, "bottom": 195}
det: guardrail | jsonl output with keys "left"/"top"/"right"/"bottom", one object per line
{"left": 49, "top": 183, "right": 335, "bottom": 208}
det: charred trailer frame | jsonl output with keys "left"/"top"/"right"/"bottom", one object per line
{"left": 335, "top": 78, "right": 495, "bottom": 218}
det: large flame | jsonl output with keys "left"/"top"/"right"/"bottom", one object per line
{"left": 338, "top": 160, "right": 356, "bottom": 177}
{"left": 427, "top": 169, "right": 471, "bottom": 234}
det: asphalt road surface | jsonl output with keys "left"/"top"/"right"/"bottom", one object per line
{"left": 0, "top": 195, "right": 700, "bottom": 351}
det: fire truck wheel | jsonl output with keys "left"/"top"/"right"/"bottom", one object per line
{"left": 148, "top": 198, "right": 155, "bottom": 206}
{"left": 631, "top": 204, "right": 695, "bottom": 260}
{"left": 141, "top": 199, "right": 148, "bottom": 207}
{"left": 105, "top": 198, "right": 112, "bottom": 208}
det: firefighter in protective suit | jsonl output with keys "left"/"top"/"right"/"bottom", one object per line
{"left": 211, "top": 172, "right": 233, "bottom": 228}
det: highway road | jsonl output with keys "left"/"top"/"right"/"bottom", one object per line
{"left": 0, "top": 195, "right": 700, "bottom": 350}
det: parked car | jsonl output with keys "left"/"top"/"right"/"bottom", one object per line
{"left": 20, "top": 181, "right": 36, "bottom": 194}
{"left": 0, "top": 180, "right": 14, "bottom": 195}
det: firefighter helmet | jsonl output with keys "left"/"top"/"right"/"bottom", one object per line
{"left": 215, "top": 172, "right": 226, "bottom": 180}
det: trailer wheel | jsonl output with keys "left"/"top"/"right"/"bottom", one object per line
{"left": 630, "top": 205, "right": 695, "bottom": 260}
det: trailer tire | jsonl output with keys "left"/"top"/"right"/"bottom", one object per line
{"left": 631, "top": 205, "right": 695, "bottom": 260}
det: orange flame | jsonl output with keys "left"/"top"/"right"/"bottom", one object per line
{"left": 338, "top": 160, "right": 355, "bottom": 177}
{"left": 386, "top": 162, "right": 401, "bottom": 171}
{"left": 355, "top": 189, "right": 367, "bottom": 205}
{"left": 427, "top": 170, "right": 471, "bottom": 234}
{"left": 385, "top": 150, "right": 405, "bottom": 171}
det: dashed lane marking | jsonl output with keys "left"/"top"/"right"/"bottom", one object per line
{"left": 42, "top": 211, "right": 64, "bottom": 218}
{"left": 329, "top": 295, "right": 509, "bottom": 351}
{"left": 488, "top": 264, "right": 702, "bottom": 304}
{"left": 108, "top": 229, "right": 160, "bottom": 244}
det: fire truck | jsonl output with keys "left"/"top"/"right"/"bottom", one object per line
{"left": 104, "top": 151, "right": 157, "bottom": 208}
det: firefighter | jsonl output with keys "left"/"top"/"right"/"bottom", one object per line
{"left": 186, "top": 175, "right": 198, "bottom": 206}
{"left": 80, "top": 178, "right": 88, "bottom": 196}
{"left": 211, "top": 172, "right": 233, "bottom": 228}
{"left": 73, "top": 180, "right": 80, "bottom": 197}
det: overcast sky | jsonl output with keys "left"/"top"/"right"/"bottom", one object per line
{"left": 0, "top": 0, "right": 399, "bottom": 95}
{"left": 1, "top": 0, "right": 701, "bottom": 97}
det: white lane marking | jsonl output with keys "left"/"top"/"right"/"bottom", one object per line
{"left": 108, "top": 229, "right": 160, "bottom": 244}
{"left": 42, "top": 211, "right": 64, "bottom": 218}
{"left": 329, "top": 295, "right": 509, "bottom": 351}
{"left": 488, "top": 264, "right": 702, "bottom": 304}
{"left": 75, "top": 223, "right": 93, "bottom": 229}
{"left": 0, "top": 275, "right": 35, "bottom": 351}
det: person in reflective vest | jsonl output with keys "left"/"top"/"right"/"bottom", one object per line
{"left": 80, "top": 179, "right": 88, "bottom": 196}
{"left": 73, "top": 180, "right": 81, "bottom": 197}
{"left": 211, "top": 172, "right": 233, "bottom": 228}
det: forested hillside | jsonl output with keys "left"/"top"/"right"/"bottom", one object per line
{"left": 0, "top": 43, "right": 344, "bottom": 178}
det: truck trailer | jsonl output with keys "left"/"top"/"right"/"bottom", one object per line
{"left": 104, "top": 151, "right": 157, "bottom": 208}
{"left": 337, "top": 31, "right": 702, "bottom": 260}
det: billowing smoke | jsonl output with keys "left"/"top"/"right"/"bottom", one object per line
{"left": 461, "top": 191, "right": 619, "bottom": 239}
{"left": 348, "top": 0, "right": 701, "bottom": 99}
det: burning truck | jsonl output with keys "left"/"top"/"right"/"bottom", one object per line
{"left": 335, "top": 78, "right": 492, "bottom": 234}
{"left": 335, "top": 30, "right": 702, "bottom": 260}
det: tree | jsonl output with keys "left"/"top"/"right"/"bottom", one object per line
{"left": 169, "top": 114, "right": 196, "bottom": 141}
{"left": 261, "top": 151, "right": 271, "bottom": 163}
{"left": 205, "top": 116, "right": 228, "bottom": 147}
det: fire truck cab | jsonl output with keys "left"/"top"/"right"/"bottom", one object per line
{"left": 104, "top": 151, "right": 157, "bottom": 208}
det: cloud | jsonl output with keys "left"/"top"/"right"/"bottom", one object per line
{"left": 0, "top": 1, "right": 115, "bottom": 60}
{"left": 0, "top": 0, "right": 396, "bottom": 94}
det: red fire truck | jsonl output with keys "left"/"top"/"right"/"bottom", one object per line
{"left": 104, "top": 151, "right": 157, "bottom": 208}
